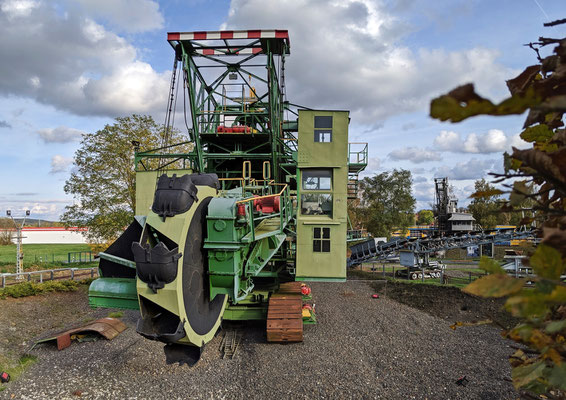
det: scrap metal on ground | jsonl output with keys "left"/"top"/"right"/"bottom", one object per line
{"left": 33, "top": 318, "right": 127, "bottom": 350}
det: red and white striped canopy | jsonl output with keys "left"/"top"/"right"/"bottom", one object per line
{"left": 167, "top": 30, "right": 290, "bottom": 55}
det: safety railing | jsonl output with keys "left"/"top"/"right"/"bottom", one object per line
{"left": 217, "top": 178, "right": 293, "bottom": 243}
{"left": 241, "top": 184, "right": 292, "bottom": 243}
{"left": 348, "top": 142, "right": 368, "bottom": 166}
{"left": 0, "top": 267, "right": 98, "bottom": 288}
{"left": 134, "top": 141, "right": 195, "bottom": 172}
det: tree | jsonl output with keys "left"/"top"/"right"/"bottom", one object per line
{"left": 61, "top": 115, "right": 185, "bottom": 243}
{"left": 430, "top": 23, "right": 566, "bottom": 396}
{"left": 468, "top": 179, "right": 506, "bottom": 229}
{"left": 355, "top": 169, "right": 415, "bottom": 238}
{"left": 416, "top": 209, "right": 434, "bottom": 225}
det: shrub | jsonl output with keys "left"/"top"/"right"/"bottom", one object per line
{"left": 0, "top": 280, "right": 79, "bottom": 299}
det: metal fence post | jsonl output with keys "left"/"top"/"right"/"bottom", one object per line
{"left": 71, "top": 269, "right": 75, "bottom": 280}
{"left": 1, "top": 275, "right": 5, "bottom": 288}
{"left": 39, "top": 273, "right": 43, "bottom": 283}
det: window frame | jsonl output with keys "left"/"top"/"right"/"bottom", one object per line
{"left": 300, "top": 168, "right": 333, "bottom": 217}
{"left": 314, "top": 115, "right": 333, "bottom": 143}
{"left": 313, "top": 227, "right": 331, "bottom": 253}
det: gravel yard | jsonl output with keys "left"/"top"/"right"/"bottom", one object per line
{"left": 0, "top": 281, "right": 518, "bottom": 399}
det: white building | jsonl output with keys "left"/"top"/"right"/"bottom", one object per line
{"left": 2, "top": 227, "right": 88, "bottom": 244}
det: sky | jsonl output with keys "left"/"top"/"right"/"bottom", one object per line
{"left": 0, "top": 0, "right": 564, "bottom": 221}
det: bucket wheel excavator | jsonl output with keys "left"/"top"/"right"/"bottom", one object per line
{"left": 88, "top": 29, "right": 368, "bottom": 365}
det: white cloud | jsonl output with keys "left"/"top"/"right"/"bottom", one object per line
{"left": 435, "top": 158, "right": 497, "bottom": 180}
{"left": 223, "top": 0, "right": 513, "bottom": 124}
{"left": 72, "top": 0, "right": 164, "bottom": 33}
{"left": 359, "top": 156, "right": 381, "bottom": 178}
{"left": 0, "top": 198, "right": 70, "bottom": 220}
{"left": 0, "top": 2, "right": 169, "bottom": 118}
{"left": 50, "top": 155, "right": 73, "bottom": 173}
{"left": 29, "top": 203, "right": 58, "bottom": 215}
{"left": 413, "top": 181, "right": 434, "bottom": 203}
{"left": 367, "top": 156, "right": 381, "bottom": 171}
{"left": 37, "top": 126, "right": 85, "bottom": 143}
{"left": 434, "top": 129, "right": 528, "bottom": 154}
{"left": 389, "top": 146, "right": 441, "bottom": 163}
{"left": 1, "top": 0, "right": 38, "bottom": 19}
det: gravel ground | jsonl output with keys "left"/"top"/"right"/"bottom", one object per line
{"left": 1, "top": 281, "right": 518, "bottom": 400}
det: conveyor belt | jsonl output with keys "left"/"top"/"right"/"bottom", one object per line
{"left": 348, "top": 230, "right": 537, "bottom": 267}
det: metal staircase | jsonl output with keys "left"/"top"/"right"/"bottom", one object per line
{"left": 347, "top": 142, "right": 368, "bottom": 200}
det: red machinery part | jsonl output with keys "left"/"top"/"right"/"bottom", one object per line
{"left": 217, "top": 125, "right": 252, "bottom": 134}
{"left": 236, "top": 203, "right": 246, "bottom": 217}
{"left": 301, "top": 285, "right": 311, "bottom": 296}
{"left": 254, "top": 196, "right": 280, "bottom": 214}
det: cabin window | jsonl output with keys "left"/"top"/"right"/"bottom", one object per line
{"left": 302, "top": 169, "right": 332, "bottom": 191}
{"left": 314, "top": 116, "right": 332, "bottom": 143}
{"left": 301, "top": 193, "right": 332, "bottom": 216}
{"left": 313, "top": 227, "right": 331, "bottom": 252}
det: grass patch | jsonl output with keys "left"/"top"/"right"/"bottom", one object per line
{"left": 0, "top": 243, "right": 92, "bottom": 266}
{"left": 0, "top": 354, "right": 37, "bottom": 391}
{"left": 444, "top": 267, "right": 482, "bottom": 273}
{"left": 0, "top": 280, "right": 79, "bottom": 299}
{"left": 107, "top": 311, "right": 124, "bottom": 318}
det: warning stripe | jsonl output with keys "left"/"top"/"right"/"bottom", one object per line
{"left": 167, "top": 30, "right": 289, "bottom": 42}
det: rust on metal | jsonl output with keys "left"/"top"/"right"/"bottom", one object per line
{"left": 36, "top": 317, "right": 127, "bottom": 350}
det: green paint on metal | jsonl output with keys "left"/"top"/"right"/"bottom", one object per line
{"left": 295, "top": 110, "right": 350, "bottom": 281}
{"left": 244, "top": 233, "right": 286, "bottom": 276}
{"left": 98, "top": 252, "right": 136, "bottom": 269}
{"left": 223, "top": 305, "right": 267, "bottom": 320}
{"left": 89, "top": 278, "right": 139, "bottom": 310}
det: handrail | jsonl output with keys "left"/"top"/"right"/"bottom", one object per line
{"left": 348, "top": 142, "right": 369, "bottom": 165}
{"left": 1, "top": 267, "right": 98, "bottom": 288}
{"left": 235, "top": 183, "right": 288, "bottom": 204}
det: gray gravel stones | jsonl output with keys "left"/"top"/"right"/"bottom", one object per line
{"left": 1, "top": 281, "right": 517, "bottom": 399}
